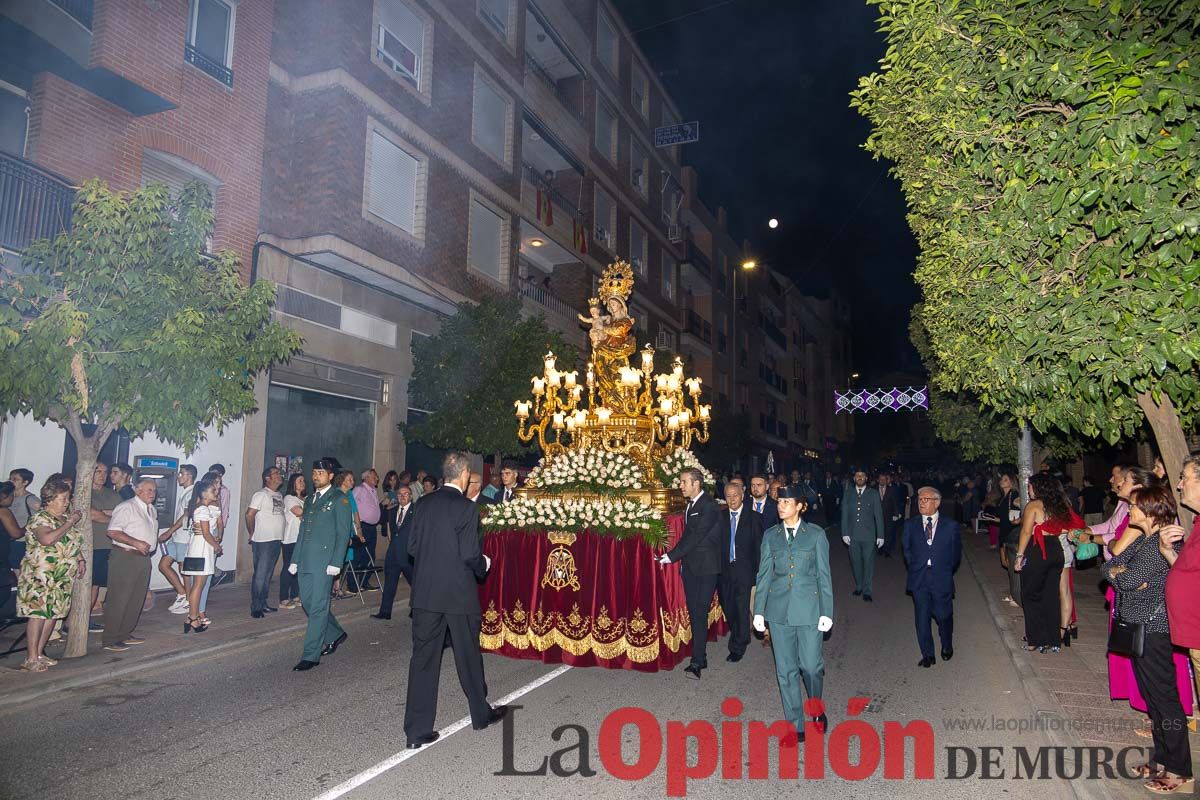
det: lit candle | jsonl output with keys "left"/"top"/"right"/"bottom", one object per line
{"left": 552, "top": 412, "right": 565, "bottom": 429}
{"left": 544, "top": 352, "right": 557, "bottom": 373}
{"left": 531, "top": 377, "right": 545, "bottom": 395}
{"left": 679, "top": 407, "right": 691, "bottom": 423}
{"left": 564, "top": 371, "right": 578, "bottom": 389}
{"left": 687, "top": 378, "right": 702, "bottom": 396}
{"left": 655, "top": 374, "right": 669, "bottom": 391}
{"left": 673, "top": 362, "right": 684, "bottom": 378}
{"left": 514, "top": 400, "right": 530, "bottom": 419}
{"left": 586, "top": 366, "right": 595, "bottom": 387}
{"left": 667, "top": 375, "right": 680, "bottom": 392}
{"left": 565, "top": 416, "right": 576, "bottom": 431}
{"left": 699, "top": 404, "right": 711, "bottom": 420}
{"left": 574, "top": 409, "right": 588, "bottom": 425}
{"left": 641, "top": 348, "right": 654, "bottom": 370}
{"left": 659, "top": 397, "right": 674, "bottom": 414}
{"left": 668, "top": 414, "right": 680, "bottom": 431}
{"left": 547, "top": 370, "right": 561, "bottom": 387}
{"left": 570, "top": 386, "right": 582, "bottom": 402}
{"left": 595, "top": 407, "right": 612, "bottom": 423}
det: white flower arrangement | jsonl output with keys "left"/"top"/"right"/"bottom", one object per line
{"left": 483, "top": 496, "right": 667, "bottom": 545}
{"left": 656, "top": 448, "right": 716, "bottom": 490}
{"left": 526, "top": 449, "right": 644, "bottom": 494}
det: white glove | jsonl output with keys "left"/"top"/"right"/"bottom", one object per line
{"left": 817, "top": 616, "right": 833, "bottom": 632}
{"left": 842, "top": 535, "right": 850, "bottom": 546}
{"left": 876, "top": 538, "right": 884, "bottom": 548}
{"left": 325, "top": 565, "right": 339, "bottom": 576}
{"left": 288, "top": 563, "right": 298, "bottom": 575}
{"left": 484, "top": 554, "right": 492, "bottom": 570}
{"left": 657, "top": 553, "right": 672, "bottom": 565}
{"left": 752, "top": 614, "right": 766, "bottom": 632}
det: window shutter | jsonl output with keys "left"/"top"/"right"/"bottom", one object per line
{"left": 369, "top": 131, "right": 418, "bottom": 233}
{"left": 473, "top": 78, "right": 507, "bottom": 161}
{"left": 141, "top": 151, "right": 218, "bottom": 205}
{"left": 470, "top": 200, "right": 503, "bottom": 280}
{"left": 380, "top": 0, "right": 423, "bottom": 58}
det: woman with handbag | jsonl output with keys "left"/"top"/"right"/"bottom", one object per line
{"left": 180, "top": 479, "right": 221, "bottom": 633}
{"left": 992, "top": 471, "right": 1022, "bottom": 606}
{"left": 1103, "top": 484, "right": 1193, "bottom": 794}
{"left": 1014, "top": 474, "right": 1081, "bottom": 652}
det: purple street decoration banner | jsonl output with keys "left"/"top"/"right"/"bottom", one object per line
{"left": 834, "top": 386, "right": 928, "bottom": 414}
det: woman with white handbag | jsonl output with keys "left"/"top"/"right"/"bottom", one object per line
{"left": 180, "top": 479, "right": 222, "bottom": 633}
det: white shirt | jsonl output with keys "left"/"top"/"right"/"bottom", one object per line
{"left": 283, "top": 494, "right": 304, "bottom": 545}
{"left": 248, "top": 488, "right": 286, "bottom": 543}
{"left": 172, "top": 484, "right": 196, "bottom": 544}
{"left": 108, "top": 497, "right": 160, "bottom": 552}
{"left": 923, "top": 512, "right": 940, "bottom": 566}
{"left": 394, "top": 504, "right": 412, "bottom": 528}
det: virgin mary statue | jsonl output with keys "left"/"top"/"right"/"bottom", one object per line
{"left": 589, "top": 261, "right": 638, "bottom": 410}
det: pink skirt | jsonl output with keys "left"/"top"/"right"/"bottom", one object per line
{"left": 1106, "top": 585, "right": 1195, "bottom": 714}
{"left": 987, "top": 524, "right": 999, "bottom": 548}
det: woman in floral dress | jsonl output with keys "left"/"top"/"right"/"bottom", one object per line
{"left": 16, "top": 475, "right": 83, "bottom": 672}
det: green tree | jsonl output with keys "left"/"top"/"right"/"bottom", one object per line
{"left": 0, "top": 180, "right": 301, "bottom": 657}
{"left": 405, "top": 297, "right": 578, "bottom": 464}
{"left": 853, "top": 0, "right": 1200, "bottom": 490}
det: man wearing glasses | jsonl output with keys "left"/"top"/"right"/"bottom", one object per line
{"left": 903, "top": 487, "right": 962, "bottom": 668}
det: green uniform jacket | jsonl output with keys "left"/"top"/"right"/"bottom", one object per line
{"left": 293, "top": 487, "right": 354, "bottom": 574}
{"left": 754, "top": 521, "right": 833, "bottom": 626}
{"left": 841, "top": 486, "right": 884, "bottom": 541}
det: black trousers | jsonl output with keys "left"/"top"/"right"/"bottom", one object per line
{"left": 404, "top": 609, "right": 491, "bottom": 737}
{"left": 1131, "top": 631, "right": 1193, "bottom": 777}
{"left": 1019, "top": 538, "right": 1063, "bottom": 647}
{"left": 683, "top": 570, "right": 720, "bottom": 667}
{"left": 911, "top": 567, "right": 954, "bottom": 658}
{"left": 377, "top": 531, "right": 413, "bottom": 616}
{"left": 352, "top": 522, "right": 378, "bottom": 589}
{"left": 718, "top": 566, "right": 753, "bottom": 657}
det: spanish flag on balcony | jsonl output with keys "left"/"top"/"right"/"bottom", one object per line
{"left": 573, "top": 218, "right": 588, "bottom": 255}
{"left": 536, "top": 187, "right": 554, "bottom": 226}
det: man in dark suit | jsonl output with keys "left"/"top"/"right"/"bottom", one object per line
{"left": 658, "top": 468, "right": 722, "bottom": 678}
{"left": 372, "top": 485, "right": 414, "bottom": 620}
{"left": 878, "top": 472, "right": 904, "bottom": 558}
{"left": 748, "top": 474, "right": 781, "bottom": 531}
{"left": 404, "top": 452, "right": 507, "bottom": 748}
{"left": 904, "top": 486, "right": 962, "bottom": 667}
{"left": 718, "top": 481, "right": 763, "bottom": 663}
{"left": 492, "top": 459, "right": 520, "bottom": 504}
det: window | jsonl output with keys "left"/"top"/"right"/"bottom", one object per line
{"left": 377, "top": 0, "right": 426, "bottom": 92}
{"left": 366, "top": 128, "right": 423, "bottom": 237}
{"left": 716, "top": 251, "right": 728, "bottom": 294}
{"left": 593, "top": 186, "right": 615, "bottom": 250}
{"left": 595, "top": 97, "right": 617, "bottom": 163}
{"left": 661, "top": 178, "right": 680, "bottom": 225}
{"left": 596, "top": 7, "right": 618, "bottom": 76}
{"left": 630, "top": 137, "right": 648, "bottom": 198}
{"left": 0, "top": 84, "right": 28, "bottom": 157}
{"left": 186, "top": 0, "right": 234, "bottom": 85}
{"left": 478, "top": 0, "right": 510, "bottom": 39}
{"left": 472, "top": 69, "right": 511, "bottom": 165}
{"left": 661, "top": 250, "right": 676, "bottom": 302}
{"left": 141, "top": 148, "right": 219, "bottom": 249}
{"left": 629, "top": 221, "right": 647, "bottom": 275}
{"left": 632, "top": 304, "right": 649, "bottom": 335}
{"left": 468, "top": 195, "right": 508, "bottom": 282}
{"left": 631, "top": 62, "right": 649, "bottom": 119}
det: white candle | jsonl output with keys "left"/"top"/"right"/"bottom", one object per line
{"left": 544, "top": 353, "right": 557, "bottom": 373}
{"left": 687, "top": 378, "right": 702, "bottom": 396}
{"left": 679, "top": 407, "right": 691, "bottom": 423}
{"left": 531, "top": 377, "right": 545, "bottom": 395}
{"left": 595, "top": 407, "right": 612, "bottom": 423}
{"left": 565, "top": 417, "right": 576, "bottom": 431}
{"left": 515, "top": 400, "right": 530, "bottom": 418}
{"left": 699, "top": 404, "right": 711, "bottom": 420}
{"left": 552, "top": 412, "right": 565, "bottom": 429}
{"left": 668, "top": 414, "right": 680, "bottom": 431}
{"left": 659, "top": 397, "right": 674, "bottom": 414}
{"left": 564, "top": 371, "right": 578, "bottom": 389}
{"left": 641, "top": 350, "right": 654, "bottom": 370}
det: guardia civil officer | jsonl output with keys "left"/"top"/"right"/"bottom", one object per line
{"left": 753, "top": 485, "right": 833, "bottom": 740}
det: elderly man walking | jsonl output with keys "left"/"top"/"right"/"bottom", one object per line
{"left": 903, "top": 486, "right": 962, "bottom": 667}
{"left": 103, "top": 477, "right": 160, "bottom": 652}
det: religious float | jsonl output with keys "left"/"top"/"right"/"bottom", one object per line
{"left": 478, "top": 260, "right": 727, "bottom": 671}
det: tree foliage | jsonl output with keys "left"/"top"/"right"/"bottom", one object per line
{"left": 0, "top": 179, "right": 301, "bottom": 655}
{"left": 406, "top": 297, "right": 578, "bottom": 458}
{"left": 853, "top": 1, "right": 1200, "bottom": 482}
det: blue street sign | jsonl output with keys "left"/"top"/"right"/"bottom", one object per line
{"left": 654, "top": 121, "right": 700, "bottom": 147}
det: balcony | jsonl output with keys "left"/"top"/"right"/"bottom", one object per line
{"left": 185, "top": 43, "right": 233, "bottom": 87}
{"left": 49, "top": 0, "right": 93, "bottom": 28}
{"left": 518, "top": 277, "right": 585, "bottom": 349}
{"left": 0, "top": 153, "right": 75, "bottom": 253}
{"left": 521, "top": 162, "right": 584, "bottom": 254}
{"left": 760, "top": 313, "right": 787, "bottom": 350}
{"left": 758, "top": 363, "right": 788, "bottom": 398}
{"left": 524, "top": 4, "right": 586, "bottom": 123}
{"left": 683, "top": 309, "right": 712, "bottom": 344}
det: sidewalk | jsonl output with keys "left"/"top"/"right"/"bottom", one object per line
{"left": 963, "top": 525, "right": 1199, "bottom": 800}
{"left": 0, "top": 579, "right": 387, "bottom": 709}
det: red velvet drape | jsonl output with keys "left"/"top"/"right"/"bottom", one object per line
{"left": 478, "top": 513, "right": 728, "bottom": 671}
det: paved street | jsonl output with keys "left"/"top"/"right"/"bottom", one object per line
{"left": 1, "top": 526, "right": 1136, "bottom": 800}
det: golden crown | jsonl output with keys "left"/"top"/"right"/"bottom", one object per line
{"left": 598, "top": 260, "right": 635, "bottom": 304}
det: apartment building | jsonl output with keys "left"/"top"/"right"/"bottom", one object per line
{"left": 0, "top": 0, "right": 276, "bottom": 580}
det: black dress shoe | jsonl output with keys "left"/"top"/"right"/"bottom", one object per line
{"left": 264, "top": 606, "right": 279, "bottom": 613}
{"left": 813, "top": 714, "right": 828, "bottom": 732}
{"left": 472, "top": 705, "right": 509, "bottom": 730}
{"left": 941, "top": 648, "right": 954, "bottom": 661}
{"left": 684, "top": 663, "right": 702, "bottom": 679}
{"left": 320, "top": 632, "right": 348, "bottom": 656}
{"left": 370, "top": 612, "right": 392, "bottom": 620}
{"left": 726, "top": 652, "right": 743, "bottom": 662}
{"left": 293, "top": 660, "right": 319, "bottom": 671}
{"left": 407, "top": 731, "right": 440, "bottom": 749}
{"left": 918, "top": 656, "right": 935, "bottom": 668}
{"left": 852, "top": 589, "right": 862, "bottom": 596}
{"left": 251, "top": 610, "right": 265, "bottom": 619}
{"left": 864, "top": 594, "right": 873, "bottom": 602}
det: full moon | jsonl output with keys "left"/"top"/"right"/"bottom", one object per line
{"left": 768, "top": 218, "right": 779, "bottom": 229}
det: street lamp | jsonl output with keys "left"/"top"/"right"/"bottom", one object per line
{"left": 731, "top": 259, "right": 757, "bottom": 418}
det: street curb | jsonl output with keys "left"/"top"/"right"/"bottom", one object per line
{"left": 963, "top": 538, "right": 1114, "bottom": 800}
{"left": 0, "top": 604, "right": 375, "bottom": 711}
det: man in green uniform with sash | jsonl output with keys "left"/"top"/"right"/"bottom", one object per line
{"left": 754, "top": 485, "right": 833, "bottom": 741}
{"left": 288, "top": 457, "right": 354, "bottom": 671}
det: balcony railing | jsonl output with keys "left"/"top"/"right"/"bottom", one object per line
{"left": 518, "top": 277, "right": 577, "bottom": 321}
{"left": 522, "top": 163, "right": 580, "bottom": 221}
{"left": 49, "top": 0, "right": 93, "bottom": 28}
{"left": 684, "top": 309, "right": 712, "bottom": 344}
{"left": 525, "top": 52, "right": 584, "bottom": 121}
{"left": 0, "top": 153, "right": 75, "bottom": 253}
{"left": 760, "top": 313, "right": 787, "bottom": 349}
{"left": 758, "top": 363, "right": 789, "bottom": 397}
{"left": 185, "top": 44, "right": 234, "bottom": 87}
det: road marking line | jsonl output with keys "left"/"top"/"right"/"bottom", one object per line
{"left": 311, "top": 663, "right": 572, "bottom": 800}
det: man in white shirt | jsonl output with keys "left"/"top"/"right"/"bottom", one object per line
{"left": 247, "top": 466, "right": 286, "bottom": 618}
{"left": 159, "top": 464, "right": 198, "bottom": 614}
{"left": 104, "top": 477, "right": 160, "bottom": 651}
{"left": 373, "top": 485, "right": 415, "bottom": 620}
{"left": 903, "top": 487, "right": 962, "bottom": 667}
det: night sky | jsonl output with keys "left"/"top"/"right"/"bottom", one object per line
{"left": 613, "top": 0, "right": 921, "bottom": 380}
